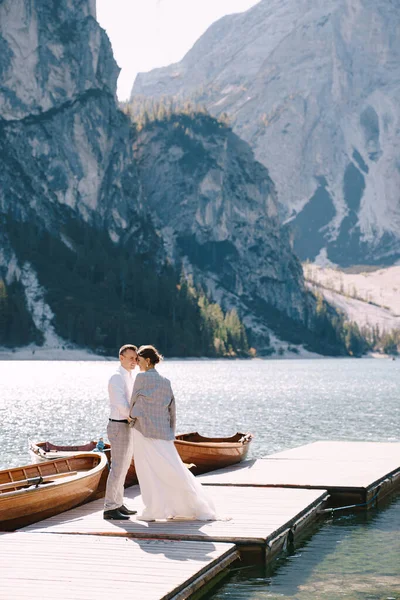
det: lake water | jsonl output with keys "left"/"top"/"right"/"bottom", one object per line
{"left": 1, "top": 358, "right": 399, "bottom": 599}
{"left": 209, "top": 492, "right": 400, "bottom": 600}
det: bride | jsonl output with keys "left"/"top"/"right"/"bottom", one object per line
{"left": 128, "top": 345, "right": 216, "bottom": 522}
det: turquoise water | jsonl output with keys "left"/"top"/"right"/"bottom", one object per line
{"left": 209, "top": 493, "right": 400, "bottom": 600}
{"left": 0, "top": 357, "right": 399, "bottom": 598}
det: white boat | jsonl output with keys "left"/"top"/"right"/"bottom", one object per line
{"left": 29, "top": 440, "right": 109, "bottom": 463}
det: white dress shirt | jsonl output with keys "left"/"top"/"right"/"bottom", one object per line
{"left": 108, "top": 365, "right": 134, "bottom": 420}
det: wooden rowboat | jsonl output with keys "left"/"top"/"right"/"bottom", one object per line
{"left": 0, "top": 452, "right": 107, "bottom": 531}
{"left": 29, "top": 440, "right": 111, "bottom": 463}
{"left": 29, "top": 440, "right": 138, "bottom": 491}
{"left": 28, "top": 429, "right": 253, "bottom": 495}
{"left": 174, "top": 432, "right": 253, "bottom": 475}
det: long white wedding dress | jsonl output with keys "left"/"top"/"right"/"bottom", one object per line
{"left": 133, "top": 428, "right": 216, "bottom": 521}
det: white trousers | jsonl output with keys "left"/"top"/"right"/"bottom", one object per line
{"left": 104, "top": 421, "right": 134, "bottom": 511}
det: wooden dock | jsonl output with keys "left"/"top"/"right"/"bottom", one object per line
{"left": 0, "top": 533, "right": 238, "bottom": 600}
{"left": 2, "top": 440, "right": 400, "bottom": 599}
{"left": 22, "top": 484, "right": 328, "bottom": 556}
{"left": 199, "top": 441, "right": 400, "bottom": 507}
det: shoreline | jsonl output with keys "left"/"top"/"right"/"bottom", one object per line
{"left": 0, "top": 345, "right": 112, "bottom": 361}
{"left": 0, "top": 345, "right": 395, "bottom": 361}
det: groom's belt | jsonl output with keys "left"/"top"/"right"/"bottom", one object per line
{"left": 109, "top": 418, "right": 129, "bottom": 424}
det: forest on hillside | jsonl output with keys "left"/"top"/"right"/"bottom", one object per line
{"left": 0, "top": 213, "right": 249, "bottom": 357}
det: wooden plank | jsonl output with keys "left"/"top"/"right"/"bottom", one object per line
{"left": 0, "top": 471, "right": 78, "bottom": 491}
{"left": 198, "top": 441, "right": 400, "bottom": 493}
{"left": 268, "top": 441, "right": 400, "bottom": 461}
{"left": 0, "top": 533, "right": 238, "bottom": 600}
{"left": 21, "top": 485, "right": 327, "bottom": 547}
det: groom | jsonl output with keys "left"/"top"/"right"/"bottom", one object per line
{"left": 103, "top": 344, "right": 138, "bottom": 520}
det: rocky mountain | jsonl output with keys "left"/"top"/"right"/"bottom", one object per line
{"left": 132, "top": 0, "right": 400, "bottom": 267}
{"left": 0, "top": 0, "right": 140, "bottom": 239}
{"left": 0, "top": 0, "right": 346, "bottom": 356}
{"left": 0, "top": 0, "right": 150, "bottom": 351}
{"left": 133, "top": 111, "right": 312, "bottom": 350}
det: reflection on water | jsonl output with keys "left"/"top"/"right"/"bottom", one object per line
{"left": 0, "top": 357, "right": 399, "bottom": 599}
{"left": 209, "top": 493, "right": 400, "bottom": 600}
{"left": 1, "top": 358, "right": 399, "bottom": 469}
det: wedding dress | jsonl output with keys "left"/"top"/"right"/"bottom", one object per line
{"left": 132, "top": 428, "right": 216, "bottom": 521}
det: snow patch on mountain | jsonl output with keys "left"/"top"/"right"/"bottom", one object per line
{"left": 304, "top": 263, "right": 400, "bottom": 331}
{"left": 20, "top": 263, "right": 65, "bottom": 348}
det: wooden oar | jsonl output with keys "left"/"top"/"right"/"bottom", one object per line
{"left": 0, "top": 471, "right": 78, "bottom": 492}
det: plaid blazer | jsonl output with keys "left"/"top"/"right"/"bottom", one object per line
{"left": 129, "top": 369, "right": 176, "bottom": 440}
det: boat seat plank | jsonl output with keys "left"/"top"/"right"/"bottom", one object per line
{"left": 0, "top": 533, "right": 238, "bottom": 600}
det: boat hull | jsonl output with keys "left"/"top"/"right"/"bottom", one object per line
{"left": 174, "top": 432, "right": 252, "bottom": 475}
{"left": 29, "top": 441, "right": 138, "bottom": 495}
{"left": 29, "top": 440, "right": 108, "bottom": 464}
{"left": 0, "top": 453, "right": 107, "bottom": 531}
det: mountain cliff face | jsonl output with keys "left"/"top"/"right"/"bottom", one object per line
{"left": 133, "top": 112, "right": 311, "bottom": 347}
{"left": 0, "top": 0, "right": 140, "bottom": 237}
{"left": 132, "top": 0, "right": 400, "bottom": 267}
{"left": 0, "top": 0, "right": 344, "bottom": 355}
{"left": 0, "top": 0, "right": 161, "bottom": 351}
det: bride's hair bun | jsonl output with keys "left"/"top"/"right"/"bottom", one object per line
{"left": 137, "top": 345, "right": 163, "bottom": 365}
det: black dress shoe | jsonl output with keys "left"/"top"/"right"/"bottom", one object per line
{"left": 117, "top": 504, "right": 137, "bottom": 515}
{"left": 103, "top": 509, "right": 130, "bottom": 520}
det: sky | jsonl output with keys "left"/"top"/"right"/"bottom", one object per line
{"left": 96, "top": 0, "right": 260, "bottom": 101}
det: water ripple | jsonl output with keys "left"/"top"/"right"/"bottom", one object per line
{"left": 0, "top": 358, "right": 399, "bottom": 469}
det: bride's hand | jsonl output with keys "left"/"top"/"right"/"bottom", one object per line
{"left": 127, "top": 416, "right": 136, "bottom": 428}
